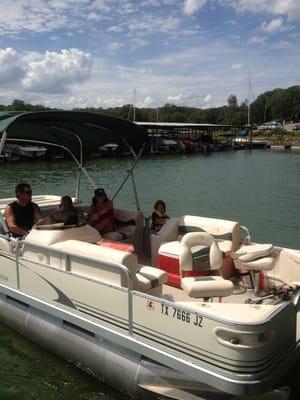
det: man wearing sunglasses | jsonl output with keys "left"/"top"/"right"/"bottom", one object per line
{"left": 5, "top": 183, "right": 43, "bottom": 237}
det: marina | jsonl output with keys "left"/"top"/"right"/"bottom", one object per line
{"left": 3, "top": 112, "right": 299, "bottom": 398}
{"left": 0, "top": 117, "right": 299, "bottom": 161}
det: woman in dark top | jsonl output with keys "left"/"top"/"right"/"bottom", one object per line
{"left": 151, "top": 200, "right": 169, "bottom": 232}
{"left": 88, "top": 188, "right": 114, "bottom": 235}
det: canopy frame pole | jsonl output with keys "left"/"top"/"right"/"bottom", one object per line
{"left": 75, "top": 169, "right": 82, "bottom": 202}
{"left": 112, "top": 146, "right": 144, "bottom": 211}
{"left": 0, "top": 130, "right": 7, "bottom": 155}
{"left": 130, "top": 170, "right": 140, "bottom": 211}
{"left": 4, "top": 138, "right": 97, "bottom": 190}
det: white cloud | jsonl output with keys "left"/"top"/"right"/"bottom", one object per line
{"left": 107, "top": 25, "right": 124, "bottom": 33}
{"left": 87, "top": 12, "right": 105, "bottom": 21}
{"left": 248, "top": 35, "right": 267, "bottom": 44}
{"left": 167, "top": 94, "right": 183, "bottom": 103}
{"left": 232, "top": 63, "right": 243, "bottom": 69}
{"left": 0, "top": 47, "right": 24, "bottom": 84}
{"left": 221, "top": 0, "right": 300, "bottom": 21}
{"left": 22, "top": 49, "right": 92, "bottom": 93}
{"left": 106, "top": 42, "right": 124, "bottom": 52}
{"left": 90, "top": 0, "right": 110, "bottom": 11}
{"left": 204, "top": 94, "right": 212, "bottom": 103}
{"left": 137, "top": 96, "right": 154, "bottom": 107}
{"left": 96, "top": 96, "right": 125, "bottom": 107}
{"left": 0, "top": 0, "right": 76, "bottom": 34}
{"left": 66, "top": 96, "right": 89, "bottom": 109}
{"left": 261, "top": 17, "right": 284, "bottom": 32}
{"left": 127, "top": 15, "right": 181, "bottom": 34}
{"left": 183, "top": 0, "right": 206, "bottom": 15}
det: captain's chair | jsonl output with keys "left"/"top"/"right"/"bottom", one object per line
{"left": 160, "top": 232, "right": 234, "bottom": 299}
{"left": 231, "top": 243, "right": 278, "bottom": 293}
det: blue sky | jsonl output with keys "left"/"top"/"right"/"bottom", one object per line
{"left": 0, "top": 0, "right": 299, "bottom": 110}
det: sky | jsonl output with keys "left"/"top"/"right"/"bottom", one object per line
{"left": 0, "top": 0, "right": 299, "bottom": 110}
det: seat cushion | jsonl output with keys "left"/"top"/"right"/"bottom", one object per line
{"left": 102, "top": 231, "right": 124, "bottom": 241}
{"left": 97, "top": 239, "right": 134, "bottom": 253}
{"left": 159, "top": 241, "right": 180, "bottom": 258}
{"left": 136, "top": 267, "right": 167, "bottom": 291}
{"left": 159, "top": 241, "right": 209, "bottom": 260}
{"left": 181, "top": 276, "right": 234, "bottom": 298}
{"left": 139, "top": 266, "right": 167, "bottom": 286}
{"left": 216, "top": 240, "right": 232, "bottom": 254}
{"left": 136, "top": 273, "right": 152, "bottom": 291}
{"left": 234, "top": 254, "right": 277, "bottom": 271}
{"left": 232, "top": 243, "right": 273, "bottom": 262}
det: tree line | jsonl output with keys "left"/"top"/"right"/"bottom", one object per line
{"left": 1, "top": 85, "right": 299, "bottom": 126}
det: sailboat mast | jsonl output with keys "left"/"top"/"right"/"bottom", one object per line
{"left": 247, "top": 70, "right": 251, "bottom": 127}
{"left": 247, "top": 70, "right": 252, "bottom": 148}
{"left": 133, "top": 88, "right": 136, "bottom": 123}
{"left": 127, "top": 88, "right": 136, "bottom": 122}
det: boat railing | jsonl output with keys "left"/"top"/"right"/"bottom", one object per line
{"left": 240, "top": 225, "right": 251, "bottom": 244}
{"left": 12, "top": 238, "right": 134, "bottom": 335}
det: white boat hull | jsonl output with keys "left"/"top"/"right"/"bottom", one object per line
{"left": 0, "top": 241, "right": 298, "bottom": 399}
{"left": 0, "top": 282, "right": 292, "bottom": 400}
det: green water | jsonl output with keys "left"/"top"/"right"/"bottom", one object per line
{"left": 0, "top": 150, "right": 300, "bottom": 398}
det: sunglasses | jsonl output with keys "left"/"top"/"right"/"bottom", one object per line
{"left": 23, "top": 190, "right": 32, "bottom": 194}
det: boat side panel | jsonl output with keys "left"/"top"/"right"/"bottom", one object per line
{"left": 0, "top": 253, "right": 18, "bottom": 288}
{"left": 132, "top": 293, "right": 296, "bottom": 376}
{"left": 17, "top": 258, "right": 130, "bottom": 330}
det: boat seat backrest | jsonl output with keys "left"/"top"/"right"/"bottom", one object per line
{"left": 113, "top": 208, "right": 144, "bottom": 254}
{"left": 266, "top": 249, "right": 300, "bottom": 286}
{"left": 25, "top": 224, "right": 101, "bottom": 246}
{"left": 179, "top": 216, "right": 240, "bottom": 252}
{"left": 180, "top": 232, "right": 223, "bottom": 272}
{"left": 150, "top": 215, "right": 240, "bottom": 266}
{"left": 232, "top": 243, "right": 277, "bottom": 272}
{"left": 50, "top": 239, "right": 140, "bottom": 289}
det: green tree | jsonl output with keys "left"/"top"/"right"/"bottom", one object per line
{"left": 227, "top": 94, "right": 238, "bottom": 108}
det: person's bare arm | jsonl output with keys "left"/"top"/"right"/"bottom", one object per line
{"left": 4, "top": 205, "right": 28, "bottom": 236}
{"left": 33, "top": 203, "right": 43, "bottom": 222}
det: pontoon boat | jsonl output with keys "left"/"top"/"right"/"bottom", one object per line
{"left": 0, "top": 111, "right": 299, "bottom": 400}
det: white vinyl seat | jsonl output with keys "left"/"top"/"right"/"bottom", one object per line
{"left": 181, "top": 234, "right": 234, "bottom": 299}
{"left": 136, "top": 266, "right": 167, "bottom": 293}
{"left": 161, "top": 232, "right": 234, "bottom": 299}
{"left": 182, "top": 276, "right": 234, "bottom": 298}
{"left": 231, "top": 243, "right": 277, "bottom": 293}
{"left": 231, "top": 244, "right": 276, "bottom": 271}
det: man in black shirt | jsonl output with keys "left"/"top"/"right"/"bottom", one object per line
{"left": 5, "top": 183, "right": 43, "bottom": 237}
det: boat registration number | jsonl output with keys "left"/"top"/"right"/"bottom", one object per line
{"left": 161, "top": 304, "right": 203, "bottom": 327}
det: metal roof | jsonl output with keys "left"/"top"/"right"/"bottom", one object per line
{"left": 135, "top": 122, "right": 231, "bottom": 128}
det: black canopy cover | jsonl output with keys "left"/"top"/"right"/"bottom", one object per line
{"left": 0, "top": 111, "right": 148, "bottom": 163}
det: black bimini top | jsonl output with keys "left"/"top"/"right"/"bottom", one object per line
{"left": 0, "top": 111, "right": 148, "bottom": 164}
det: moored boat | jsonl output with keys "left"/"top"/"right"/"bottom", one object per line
{"left": 0, "top": 111, "right": 298, "bottom": 400}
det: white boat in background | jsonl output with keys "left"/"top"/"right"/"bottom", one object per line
{"left": 99, "top": 142, "right": 119, "bottom": 155}
{"left": 0, "top": 111, "right": 298, "bottom": 400}
{"left": 5, "top": 144, "right": 47, "bottom": 159}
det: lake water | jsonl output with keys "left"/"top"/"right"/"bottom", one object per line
{"left": 0, "top": 149, "right": 300, "bottom": 399}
